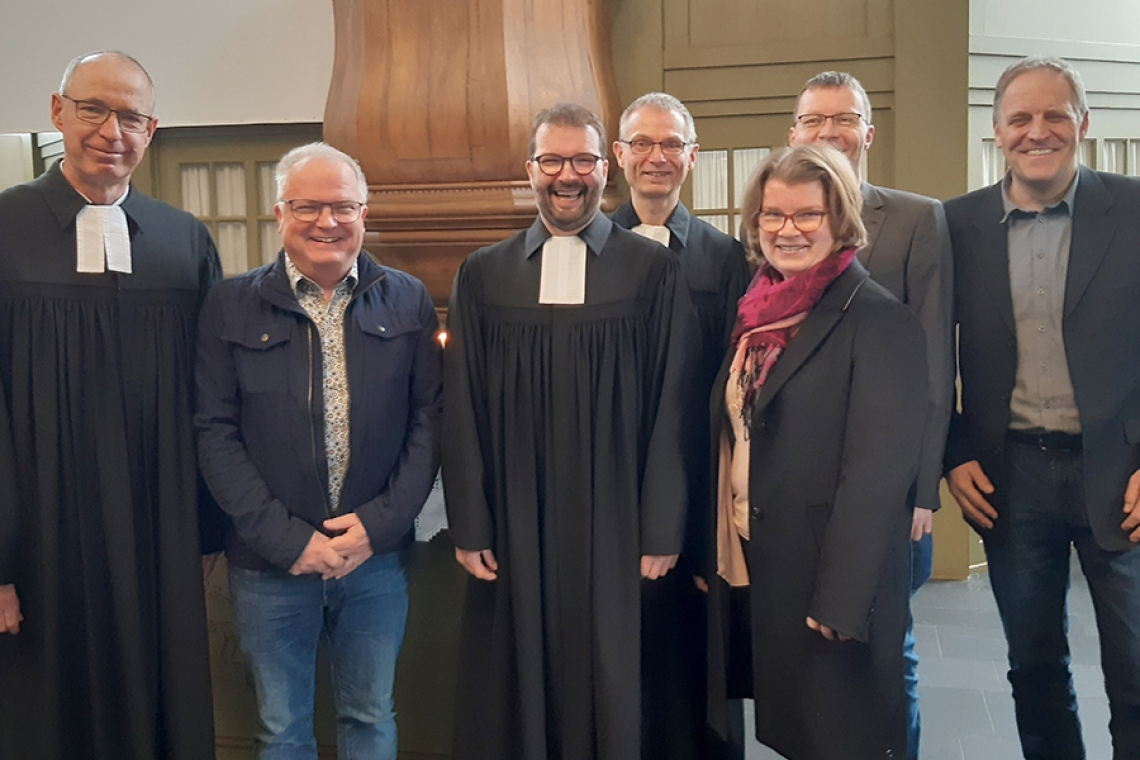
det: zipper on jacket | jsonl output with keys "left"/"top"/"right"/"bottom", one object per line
{"left": 305, "top": 321, "right": 334, "bottom": 520}
{"left": 304, "top": 268, "right": 385, "bottom": 522}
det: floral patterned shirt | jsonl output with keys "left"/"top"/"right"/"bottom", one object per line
{"left": 285, "top": 255, "right": 359, "bottom": 514}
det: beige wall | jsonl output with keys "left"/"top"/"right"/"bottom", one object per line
{"left": 0, "top": 0, "right": 334, "bottom": 133}
{"left": 612, "top": 0, "right": 969, "bottom": 200}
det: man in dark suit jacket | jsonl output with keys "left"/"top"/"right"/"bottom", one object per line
{"left": 789, "top": 71, "right": 954, "bottom": 760}
{"left": 945, "top": 56, "right": 1140, "bottom": 758}
{"left": 611, "top": 92, "right": 751, "bottom": 760}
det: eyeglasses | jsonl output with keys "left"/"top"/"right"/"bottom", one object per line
{"left": 532, "top": 153, "right": 604, "bottom": 176}
{"left": 756, "top": 210, "right": 828, "bottom": 233}
{"left": 281, "top": 200, "right": 365, "bottom": 223}
{"left": 61, "top": 95, "right": 154, "bottom": 134}
{"left": 618, "top": 138, "right": 690, "bottom": 156}
{"left": 794, "top": 113, "right": 864, "bottom": 130}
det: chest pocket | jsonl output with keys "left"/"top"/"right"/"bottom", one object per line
{"left": 357, "top": 316, "right": 420, "bottom": 380}
{"left": 224, "top": 325, "right": 293, "bottom": 394}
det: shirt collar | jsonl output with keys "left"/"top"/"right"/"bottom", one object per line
{"left": 1000, "top": 170, "right": 1079, "bottom": 223}
{"left": 284, "top": 253, "right": 359, "bottom": 296}
{"left": 612, "top": 200, "right": 691, "bottom": 249}
{"left": 37, "top": 160, "right": 152, "bottom": 235}
{"left": 525, "top": 212, "right": 613, "bottom": 258}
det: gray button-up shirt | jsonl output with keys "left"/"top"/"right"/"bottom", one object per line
{"left": 1002, "top": 174, "right": 1081, "bottom": 434}
{"left": 285, "top": 254, "right": 359, "bottom": 513}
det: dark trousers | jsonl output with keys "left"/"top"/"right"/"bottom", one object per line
{"left": 985, "top": 439, "right": 1140, "bottom": 760}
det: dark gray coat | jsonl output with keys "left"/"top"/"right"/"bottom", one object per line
{"left": 708, "top": 260, "right": 928, "bottom": 759}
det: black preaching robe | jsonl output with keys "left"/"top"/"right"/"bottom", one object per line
{"left": 0, "top": 164, "right": 221, "bottom": 760}
{"left": 443, "top": 214, "right": 692, "bottom": 760}
{"left": 611, "top": 202, "right": 750, "bottom": 759}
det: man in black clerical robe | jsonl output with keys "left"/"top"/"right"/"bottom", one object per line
{"left": 0, "top": 51, "right": 220, "bottom": 760}
{"left": 443, "top": 103, "right": 693, "bottom": 760}
{"left": 611, "top": 92, "right": 751, "bottom": 760}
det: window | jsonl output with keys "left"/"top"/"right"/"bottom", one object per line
{"left": 690, "top": 147, "right": 770, "bottom": 238}
{"left": 981, "top": 139, "right": 1005, "bottom": 186}
{"left": 178, "top": 161, "right": 279, "bottom": 275}
{"left": 149, "top": 124, "right": 323, "bottom": 276}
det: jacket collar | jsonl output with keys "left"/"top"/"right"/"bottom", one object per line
{"left": 967, "top": 165, "right": 1114, "bottom": 329}
{"left": 859, "top": 182, "right": 886, "bottom": 268}
{"left": 259, "top": 249, "right": 386, "bottom": 313}
{"left": 749, "top": 259, "right": 871, "bottom": 417}
{"left": 1064, "top": 165, "right": 1115, "bottom": 316}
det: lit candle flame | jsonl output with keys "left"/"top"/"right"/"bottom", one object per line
{"left": 438, "top": 330, "right": 449, "bottom": 349}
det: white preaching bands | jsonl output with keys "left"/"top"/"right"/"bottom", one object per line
{"left": 631, "top": 223, "right": 671, "bottom": 248}
{"left": 75, "top": 188, "right": 132, "bottom": 274}
{"left": 538, "top": 235, "right": 587, "bottom": 305}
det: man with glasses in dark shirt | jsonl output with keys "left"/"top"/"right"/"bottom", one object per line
{"left": 788, "top": 71, "right": 954, "bottom": 760}
{"left": 610, "top": 92, "right": 750, "bottom": 760}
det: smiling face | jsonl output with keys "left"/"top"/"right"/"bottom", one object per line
{"left": 789, "top": 86, "right": 873, "bottom": 177}
{"left": 527, "top": 122, "right": 607, "bottom": 236}
{"left": 994, "top": 68, "right": 1088, "bottom": 209}
{"left": 275, "top": 157, "right": 367, "bottom": 288}
{"left": 51, "top": 55, "right": 157, "bottom": 203}
{"left": 614, "top": 106, "right": 696, "bottom": 204}
{"left": 756, "top": 179, "right": 836, "bottom": 278}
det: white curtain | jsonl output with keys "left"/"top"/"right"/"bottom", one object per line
{"left": 692, "top": 149, "right": 729, "bottom": 211}
{"left": 180, "top": 165, "right": 210, "bottom": 217}
{"left": 733, "top": 148, "right": 769, "bottom": 208}
{"left": 216, "top": 222, "right": 248, "bottom": 275}
{"left": 1102, "top": 139, "right": 1125, "bottom": 174}
{"left": 258, "top": 162, "right": 278, "bottom": 215}
{"left": 215, "top": 164, "right": 247, "bottom": 217}
{"left": 261, "top": 220, "right": 281, "bottom": 265}
{"left": 696, "top": 214, "right": 730, "bottom": 235}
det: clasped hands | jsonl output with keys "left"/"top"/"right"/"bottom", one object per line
{"left": 289, "top": 513, "right": 374, "bottom": 579}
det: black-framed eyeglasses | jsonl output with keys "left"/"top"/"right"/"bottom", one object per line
{"left": 756, "top": 210, "right": 828, "bottom": 234}
{"left": 280, "top": 200, "right": 365, "bottom": 223}
{"left": 795, "top": 113, "right": 864, "bottom": 130}
{"left": 532, "top": 153, "right": 604, "bottom": 176}
{"left": 618, "top": 138, "right": 690, "bottom": 156}
{"left": 61, "top": 94, "right": 154, "bottom": 134}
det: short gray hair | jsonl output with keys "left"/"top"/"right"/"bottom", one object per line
{"left": 60, "top": 51, "right": 156, "bottom": 113}
{"left": 274, "top": 143, "right": 369, "bottom": 204}
{"left": 619, "top": 92, "right": 697, "bottom": 143}
{"left": 993, "top": 56, "right": 1088, "bottom": 123}
{"left": 798, "top": 71, "right": 873, "bottom": 126}
{"left": 528, "top": 103, "right": 606, "bottom": 158}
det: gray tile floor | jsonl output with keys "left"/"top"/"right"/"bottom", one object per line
{"left": 744, "top": 556, "right": 1111, "bottom": 759}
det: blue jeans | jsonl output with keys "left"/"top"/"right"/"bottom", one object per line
{"left": 986, "top": 441, "right": 1140, "bottom": 760}
{"left": 229, "top": 552, "right": 409, "bottom": 760}
{"left": 905, "top": 530, "right": 933, "bottom": 760}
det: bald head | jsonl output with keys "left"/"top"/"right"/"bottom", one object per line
{"left": 60, "top": 51, "right": 155, "bottom": 113}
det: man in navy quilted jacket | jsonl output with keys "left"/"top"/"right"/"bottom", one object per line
{"left": 195, "top": 142, "right": 442, "bottom": 760}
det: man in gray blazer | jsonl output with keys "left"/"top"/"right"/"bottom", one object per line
{"left": 944, "top": 56, "right": 1140, "bottom": 758}
{"left": 788, "top": 71, "right": 954, "bottom": 760}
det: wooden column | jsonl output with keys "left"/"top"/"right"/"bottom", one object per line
{"left": 321, "top": 3, "right": 624, "bottom": 757}
{"left": 324, "top": 0, "right": 624, "bottom": 310}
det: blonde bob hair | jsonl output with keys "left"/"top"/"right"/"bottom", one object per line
{"left": 740, "top": 145, "right": 866, "bottom": 266}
